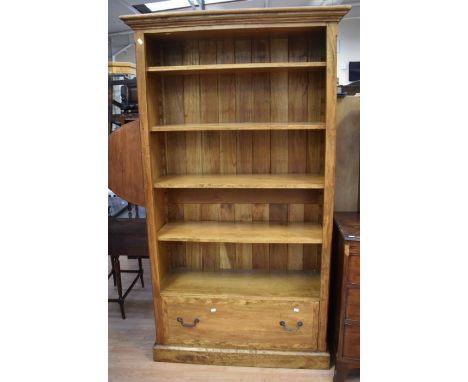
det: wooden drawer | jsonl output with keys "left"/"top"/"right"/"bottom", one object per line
{"left": 345, "top": 287, "right": 360, "bottom": 321}
{"left": 349, "top": 242, "right": 360, "bottom": 255}
{"left": 347, "top": 255, "right": 360, "bottom": 285}
{"left": 161, "top": 296, "right": 319, "bottom": 351}
{"left": 342, "top": 324, "right": 360, "bottom": 359}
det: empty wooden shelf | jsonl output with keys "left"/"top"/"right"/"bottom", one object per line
{"left": 158, "top": 221, "right": 323, "bottom": 244}
{"left": 154, "top": 174, "right": 325, "bottom": 189}
{"left": 161, "top": 271, "right": 321, "bottom": 300}
{"left": 122, "top": 4, "right": 350, "bottom": 370}
{"left": 150, "top": 122, "right": 326, "bottom": 132}
{"left": 147, "top": 61, "right": 326, "bottom": 74}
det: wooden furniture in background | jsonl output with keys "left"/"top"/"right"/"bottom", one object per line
{"left": 108, "top": 217, "right": 149, "bottom": 319}
{"left": 121, "top": 5, "right": 350, "bottom": 368}
{"left": 108, "top": 119, "right": 145, "bottom": 206}
{"left": 108, "top": 120, "right": 147, "bottom": 319}
{"left": 334, "top": 96, "right": 360, "bottom": 212}
{"left": 329, "top": 212, "right": 360, "bottom": 381}
{"left": 108, "top": 61, "right": 136, "bottom": 76}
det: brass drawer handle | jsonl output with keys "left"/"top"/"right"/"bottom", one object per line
{"left": 279, "top": 320, "right": 303, "bottom": 332}
{"left": 176, "top": 317, "right": 200, "bottom": 328}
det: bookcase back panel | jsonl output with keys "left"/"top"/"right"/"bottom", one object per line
{"left": 164, "top": 242, "right": 321, "bottom": 272}
{"left": 167, "top": 202, "right": 323, "bottom": 224}
{"left": 146, "top": 28, "right": 326, "bottom": 66}
{"left": 148, "top": 71, "right": 325, "bottom": 127}
{"left": 153, "top": 130, "right": 324, "bottom": 177}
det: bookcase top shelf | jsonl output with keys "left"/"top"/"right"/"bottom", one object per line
{"left": 150, "top": 122, "right": 325, "bottom": 132}
{"left": 160, "top": 271, "right": 321, "bottom": 300}
{"left": 147, "top": 62, "right": 326, "bottom": 75}
{"left": 121, "top": 6, "right": 352, "bottom": 31}
{"left": 154, "top": 174, "right": 324, "bottom": 189}
{"left": 158, "top": 221, "right": 323, "bottom": 244}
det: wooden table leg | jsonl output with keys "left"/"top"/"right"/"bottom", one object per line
{"left": 112, "top": 256, "right": 126, "bottom": 319}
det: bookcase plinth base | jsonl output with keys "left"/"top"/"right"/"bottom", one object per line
{"left": 153, "top": 344, "right": 330, "bottom": 369}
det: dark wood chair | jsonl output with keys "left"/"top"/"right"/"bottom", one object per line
{"left": 108, "top": 213, "right": 148, "bottom": 319}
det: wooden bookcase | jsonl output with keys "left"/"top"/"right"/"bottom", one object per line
{"left": 121, "top": 6, "right": 350, "bottom": 369}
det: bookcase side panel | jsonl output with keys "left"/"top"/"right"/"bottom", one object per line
{"left": 134, "top": 31, "right": 167, "bottom": 344}
{"left": 318, "top": 22, "right": 338, "bottom": 352}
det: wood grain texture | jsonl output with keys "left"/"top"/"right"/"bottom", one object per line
{"left": 160, "top": 271, "right": 320, "bottom": 300}
{"left": 252, "top": 203, "right": 270, "bottom": 270}
{"left": 154, "top": 345, "right": 330, "bottom": 369}
{"left": 288, "top": 204, "right": 305, "bottom": 271}
{"left": 218, "top": 203, "right": 236, "bottom": 270}
{"left": 155, "top": 174, "right": 324, "bottom": 189}
{"left": 162, "top": 296, "right": 319, "bottom": 350}
{"left": 334, "top": 96, "right": 360, "bottom": 212}
{"left": 108, "top": 259, "right": 352, "bottom": 380}
{"left": 181, "top": 54, "right": 202, "bottom": 265}
{"left": 158, "top": 221, "right": 323, "bottom": 244}
{"left": 344, "top": 288, "right": 359, "bottom": 322}
{"left": 151, "top": 122, "right": 325, "bottom": 131}
{"left": 108, "top": 119, "right": 145, "bottom": 206}
{"left": 168, "top": 189, "right": 321, "bottom": 204}
{"left": 133, "top": 31, "right": 166, "bottom": 344}
{"left": 317, "top": 22, "right": 337, "bottom": 352}
{"left": 329, "top": 214, "right": 360, "bottom": 381}
{"left": 123, "top": 6, "right": 346, "bottom": 369}
{"left": 121, "top": 6, "right": 351, "bottom": 31}
{"left": 148, "top": 62, "right": 325, "bottom": 74}
{"left": 108, "top": 61, "right": 136, "bottom": 75}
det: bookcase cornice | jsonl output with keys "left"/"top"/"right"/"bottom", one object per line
{"left": 121, "top": 6, "right": 351, "bottom": 31}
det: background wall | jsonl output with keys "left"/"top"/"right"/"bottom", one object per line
{"left": 113, "top": 45, "right": 135, "bottom": 63}
{"left": 337, "top": 17, "right": 360, "bottom": 85}
{"left": 108, "top": 33, "right": 135, "bottom": 63}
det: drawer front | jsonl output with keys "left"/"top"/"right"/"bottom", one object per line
{"left": 342, "top": 324, "right": 360, "bottom": 359}
{"left": 345, "top": 287, "right": 360, "bottom": 321}
{"left": 349, "top": 242, "right": 360, "bottom": 255}
{"left": 162, "top": 296, "right": 319, "bottom": 350}
{"left": 347, "top": 255, "right": 360, "bottom": 285}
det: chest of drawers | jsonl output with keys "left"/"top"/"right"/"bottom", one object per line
{"left": 329, "top": 212, "right": 360, "bottom": 381}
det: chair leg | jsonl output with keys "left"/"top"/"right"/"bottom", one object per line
{"left": 110, "top": 258, "right": 116, "bottom": 286}
{"left": 138, "top": 257, "right": 144, "bottom": 288}
{"left": 113, "top": 256, "right": 126, "bottom": 319}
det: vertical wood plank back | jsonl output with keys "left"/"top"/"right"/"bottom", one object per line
{"left": 252, "top": 38, "right": 271, "bottom": 175}
{"left": 270, "top": 37, "right": 289, "bottom": 175}
{"left": 200, "top": 203, "right": 219, "bottom": 271}
{"left": 218, "top": 203, "right": 236, "bottom": 270}
{"left": 269, "top": 203, "right": 288, "bottom": 270}
{"left": 235, "top": 39, "right": 253, "bottom": 176}
{"left": 288, "top": 204, "right": 305, "bottom": 270}
{"left": 234, "top": 204, "right": 253, "bottom": 270}
{"left": 308, "top": 71, "right": 325, "bottom": 122}
{"left": 252, "top": 203, "right": 270, "bottom": 270}
{"left": 184, "top": 204, "right": 202, "bottom": 270}
{"left": 217, "top": 39, "right": 237, "bottom": 175}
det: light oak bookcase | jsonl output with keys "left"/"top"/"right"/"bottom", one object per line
{"left": 121, "top": 5, "right": 350, "bottom": 369}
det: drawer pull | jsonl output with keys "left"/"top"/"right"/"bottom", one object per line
{"left": 176, "top": 317, "right": 200, "bottom": 328}
{"left": 279, "top": 320, "right": 303, "bottom": 332}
